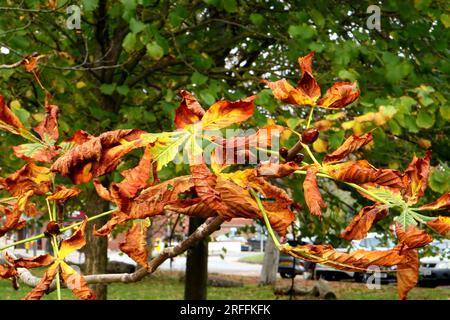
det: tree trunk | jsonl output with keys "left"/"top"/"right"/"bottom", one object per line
{"left": 184, "top": 216, "right": 208, "bottom": 300}
{"left": 84, "top": 192, "right": 110, "bottom": 300}
{"left": 260, "top": 235, "right": 279, "bottom": 285}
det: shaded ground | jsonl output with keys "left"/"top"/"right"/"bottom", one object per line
{"left": 1, "top": 270, "right": 448, "bottom": 300}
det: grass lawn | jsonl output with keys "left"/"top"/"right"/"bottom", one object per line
{"left": 238, "top": 254, "right": 264, "bottom": 264}
{"left": 0, "top": 270, "right": 448, "bottom": 300}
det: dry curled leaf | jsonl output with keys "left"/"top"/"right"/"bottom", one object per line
{"left": 12, "top": 143, "right": 60, "bottom": 163}
{"left": 51, "top": 129, "right": 146, "bottom": 184}
{"left": 119, "top": 223, "right": 149, "bottom": 269}
{"left": 23, "top": 263, "right": 59, "bottom": 300}
{"left": 60, "top": 261, "right": 96, "bottom": 300}
{"left": 0, "top": 264, "right": 17, "bottom": 279}
{"left": 282, "top": 244, "right": 404, "bottom": 272}
{"left": 10, "top": 254, "right": 54, "bottom": 269}
{"left": 303, "top": 167, "right": 326, "bottom": 217}
{"left": 317, "top": 82, "right": 360, "bottom": 109}
{"left": 174, "top": 90, "right": 205, "bottom": 129}
{"left": 396, "top": 248, "right": 419, "bottom": 300}
{"left": 34, "top": 93, "right": 59, "bottom": 142}
{"left": 323, "top": 132, "right": 373, "bottom": 164}
{"left": 256, "top": 161, "right": 299, "bottom": 178}
{"left": 403, "top": 150, "right": 431, "bottom": 204}
{"left": 200, "top": 96, "right": 255, "bottom": 130}
{"left": 0, "top": 95, "right": 25, "bottom": 134}
{"left": 395, "top": 223, "right": 433, "bottom": 249}
{"left": 1, "top": 163, "right": 52, "bottom": 196}
{"left": 340, "top": 204, "right": 388, "bottom": 240}
{"left": 47, "top": 186, "right": 83, "bottom": 201}
{"left": 427, "top": 216, "right": 450, "bottom": 236}
{"left": 418, "top": 193, "right": 450, "bottom": 211}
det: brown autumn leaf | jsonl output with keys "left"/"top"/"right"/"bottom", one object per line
{"left": 174, "top": 90, "right": 206, "bottom": 129}
{"left": 403, "top": 150, "right": 431, "bottom": 204}
{"left": 214, "top": 174, "right": 294, "bottom": 236}
{"left": 12, "top": 143, "right": 60, "bottom": 163}
{"left": 47, "top": 186, "right": 83, "bottom": 201}
{"left": 324, "top": 160, "right": 404, "bottom": 189}
{"left": 303, "top": 167, "right": 326, "bottom": 217}
{"left": 94, "top": 176, "right": 195, "bottom": 236}
{"left": 0, "top": 95, "right": 25, "bottom": 134}
{"left": 323, "top": 132, "right": 373, "bottom": 164}
{"left": 34, "top": 93, "right": 60, "bottom": 142}
{"left": 51, "top": 129, "right": 146, "bottom": 184}
{"left": 211, "top": 125, "right": 284, "bottom": 166}
{"left": 0, "top": 204, "right": 27, "bottom": 237}
{"left": 256, "top": 161, "right": 300, "bottom": 178}
{"left": 317, "top": 82, "right": 360, "bottom": 109}
{"left": 114, "top": 144, "right": 153, "bottom": 199}
{"left": 23, "top": 263, "right": 59, "bottom": 300}
{"left": 395, "top": 223, "right": 433, "bottom": 249}
{"left": 60, "top": 261, "right": 96, "bottom": 300}
{"left": 21, "top": 53, "right": 45, "bottom": 72}
{"left": 397, "top": 248, "right": 419, "bottom": 300}
{"left": 263, "top": 52, "right": 359, "bottom": 109}
{"left": 427, "top": 216, "right": 450, "bottom": 236}
{"left": 418, "top": 193, "right": 450, "bottom": 211}
{"left": 0, "top": 264, "right": 17, "bottom": 279}
{"left": 200, "top": 96, "right": 255, "bottom": 130}
{"left": 165, "top": 198, "right": 218, "bottom": 219}
{"left": 282, "top": 244, "right": 404, "bottom": 272}
{"left": 119, "top": 223, "right": 149, "bottom": 269}
{"left": 1, "top": 163, "right": 52, "bottom": 196}
{"left": 340, "top": 204, "right": 388, "bottom": 240}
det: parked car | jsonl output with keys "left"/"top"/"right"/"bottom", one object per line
{"left": 419, "top": 240, "right": 450, "bottom": 287}
{"left": 314, "top": 233, "right": 397, "bottom": 283}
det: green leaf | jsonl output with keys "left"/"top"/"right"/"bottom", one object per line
{"left": 328, "top": 131, "right": 345, "bottom": 150}
{"left": 129, "top": 18, "right": 146, "bottom": 34}
{"left": 439, "top": 105, "right": 450, "bottom": 121}
{"left": 200, "top": 91, "right": 216, "bottom": 106}
{"left": 441, "top": 14, "right": 450, "bottom": 28}
{"left": 250, "top": 13, "right": 264, "bottom": 26}
{"left": 395, "top": 210, "right": 417, "bottom": 230}
{"left": 122, "top": 33, "right": 137, "bottom": 52}
{"left": 142, "top": 132, "right": 190, "bottom": 170}
{"left": 116, "top": 85, "right": 130, "bottom": 96}
{"left": 429, "top": 165, "right": 450, "bottom": 193}
{"left": 416, "top": 109, "right": 435, "bottom": 129}
{"left": 100, "top": 83, "right": 116, "bottom": 95}
{"left": 222, "top": 0, "right": 237, "bottom": 13}
{"left": 146, "top": 42, "right": 164, "bottom": 60}
{"left": 82, "top": 0, "right": 99, "bottom": 11}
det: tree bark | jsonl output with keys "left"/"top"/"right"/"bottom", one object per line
{"left": 184, "top": 216, "right": 208, "bottom": 300}
{"left": 84, "top": 192, "right": 110, "bottom": 300}
{"left": 259, "top": 235, "right": 279, "bottom": 285}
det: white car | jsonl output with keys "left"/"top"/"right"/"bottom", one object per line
{"left": 314, "top": 233, "right": 396, "bottom": 282}
{"left": 419, "top": 240, "right": 450, "bottom": 287}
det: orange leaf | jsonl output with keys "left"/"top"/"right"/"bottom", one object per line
{"left": 34, "top": 93, "right": 59, "bottom": 142}
{"left": 427, "top": 216, "right": 450, "bottom": 236}
{"left": 0, "top": 205, "right": 27, "bottom": 237}
{"left": 200, "top": 96, "right": 255, "bottom": 130}
{"left": 317, "top": 81, "right": 360, "bottom": 109}
{"left": 283, "top": 244, "right": 404, "bottom": 272}
{"left": 256, "top": 161, "right": 299, "bottom": 178}
{"left": 119, "top": 223, "right": 149, "bottom": 268}
{"left": 296, "top": 51, "right": 321, "bottom": 101}
{"left": 397, "top": 249, "right": 419, "bottom": 300}
{"left": 23, "top": 263, "right": 59, "bottom": 300}
{"left": 0, "top": 95, "right": 25, "bottom": 133}
{"left": 418, "top": 193, "right": 450, "bottom": 211}
{"left": 12, "top": 144, "right": 60, "bottom": 163}
{"left": 11, "top": 254, "right": 54, "bottom": 269}
{"left": 303, "top": 168, "right": 326, "bottom": 217}
{"left": 324, "top": 160, "right": 403, "bottom": 189}
{"left": 47, "top": 186, "right": 83, "bottom": 201}
{"left": 0, "top": 264, "right": 17, "bottom": 279}
{"left": 395, "top": 223, "right": 433, "bottom": 249}
{"left": 1, "top": 163, "right": 52, "bottom": 196}
{"left": 340, "top": 204, "right": 388, "bottom": 240}
{"left": 60, "top": 261, "right": 96, "bottom": 300}
{"left": 174, "top": 90, "right": 205, "bottom": 129}
{"left": 323, "top": 132, "right": 373, "bottom": 164}
{"left": 403, "top": 150, "right": 431, "bottom": 204}
{"left": 51, "top": 129, "right": 146, "bottom": 184}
